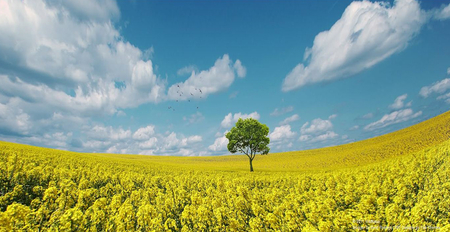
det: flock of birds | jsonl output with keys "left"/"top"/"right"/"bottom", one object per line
{"left": 168, "top": 84, "right": 203, "bottom": 111}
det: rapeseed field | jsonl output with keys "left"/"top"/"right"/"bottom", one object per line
{"left": 1, "top": 112, "right": 450, "bottom": 231}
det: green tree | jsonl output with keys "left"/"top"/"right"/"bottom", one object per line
{"left": 226, "top": 118, "right": 270, "bottom": 172}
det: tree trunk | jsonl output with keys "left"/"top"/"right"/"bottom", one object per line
{"left": 249, "top": 157, "right": 254, "bottom": 172}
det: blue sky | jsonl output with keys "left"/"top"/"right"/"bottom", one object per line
{"left": 0, "top": 0, "right": 449, "bottom": 156}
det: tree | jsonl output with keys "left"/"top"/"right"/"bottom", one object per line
{"left": 226, "top": 118, "right": 270, "bottom": 172}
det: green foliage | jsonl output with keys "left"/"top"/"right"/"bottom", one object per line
{"left": 226, "top": 118, "right": 270, "bottom": 171}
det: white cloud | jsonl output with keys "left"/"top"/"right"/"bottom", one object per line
{"left": 269, "top": 125, "right": 296, "bottom": 141}
{"left": 87, "top": 125, "right": 131, "bottom": 141}
{"left": 138, "top": 137, "right": 158, "bottom": 149}
{"left": 364, "top": 108, "right": 422, "bottom": 131}
{"left": 220, "top": 112, "right": 260, "bottom": 128}
{"left": 298, "top": 115, "right": 340, "bottom": 144}
{"left": 300, "top": 117, "right": 333, "bottom": 135}
{"left": 310, "top": 131, "right": 339, "bottom": 143}
{"left": 0, "top": 100, "right": 31, "bottom": 136}
{"left": 132, "top": 125, "right": 155, "bottom": 140}
{"left": 282, "top": 0, "right": 425, "bottom": 91}
{"left": 53, "top": 0, "right": 120, "bottom": 22}
{"left": 389, "top": 94, "right": 411, "bottom": 110}
{"left": 279, "top": 114, "right": 300, "bottom": 125}
{"left": 433, "top": 3, "right": 450, "bottom": 20}
{"left": 183, "top": 112, "right": 205, "bottom": 125}
{"left": 349, "top": 125, "right": 360, "bottom": 131}
{"left": 420, "top": 78, "right": 450, "bottom": 98}
{"left": 167, "top": 55, "right": 246, "bottom": 101}
{"left": 208, "top": 136, "right": 229, "bottom": 152}
{"left": 328, "top": 114, "right": 338, "bottom": 120}
{"left": 270, "top": 106, "right": 294, "bottom": 116}
{"left": 0, "top": 0, "right": 166, "bottom": 118}
{"left": 436, "top": 92, "right": 450, "bottom": 104}
{"left": 299, "top": 135, "right": 310, "bottom": 142}
{"left": 448, "top": 67, "right": 450, "bottom": 75}
{"left": 177, "top": 65, "right": 197, "bottom": 76}
{"left": 233, "top": 59, "right": 247, "bottom": 78}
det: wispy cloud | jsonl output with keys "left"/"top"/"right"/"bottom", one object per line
{"left": 177, "top": 65, "right": 197, "bottom": 76}
{"left": 270, "top": 106, "right": 294, "bottom": 116}
{"left": 279, "top": 114, "right": 300, "bottom": 125}
{"left": 364, "top": 108, "right": 422, "bottom": 131}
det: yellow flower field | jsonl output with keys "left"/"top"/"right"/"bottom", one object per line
{"left": 1, "top": 112, "right": 450, "bottom": 231}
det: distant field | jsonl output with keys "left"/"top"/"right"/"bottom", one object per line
{"left": 1, "top": 112, "right": 449, "bottom": 231}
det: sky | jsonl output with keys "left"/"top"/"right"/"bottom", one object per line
{"left": 0, "top": 0, "right": 450, "bottom": 156}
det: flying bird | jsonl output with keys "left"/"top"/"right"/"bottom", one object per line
{"left": 199, "top": 89, "right": 202, "bottom": 93}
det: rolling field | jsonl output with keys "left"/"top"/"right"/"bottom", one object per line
{"left": 1, "top": 112, "right": 450, "bottom": 231}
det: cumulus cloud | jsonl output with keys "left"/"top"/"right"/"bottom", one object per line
{"left": 0, "top": 100, "right": 31, "bottom": 136}
{"left": 279, "top": 114, "right": 300, "bottom": 125}
{"left": 132, "top": 125, "right": 155, "bottom": 140}
{"left": 86, "top": 125, "right": 131, "bottom": 141}
{"left": 349, "top": 125, "right": 360, "bottom": 131}
{"left": 364, "top": 108, "right": 422, "bottom": 131}
{"left": 0, "top": 0, "right": 165, "bottom": 119}
{"left": 309, "top": 131, "right": 339, "bottom": 143}
{"left": 282, "top": 0, "right": 426, "bottom": 91}
{"left": 301, "top": 118, "right": 333, "bottom": 135}
{"left": 420, "top": 78, "right": 450, "bottom": 98}
{"left": 299, "top": 115, "right": 340, "bottom": 144}
{"left": 220, "top": 112, "right": 260, "bottom": 128}
{"left": 167, "top": 55, "right": 246, "bottom": 101}
{"left": 208, "top": 136, "right": 229, "bottom": 152}
{"left": 269, "top": 125, "right": 296, "bottom": 141}
{"left": 51, "top": 0, "right": 121, "bottom": 22}
{"left": 82, "top": 124, "right": 204, "bottom": 155}
{"left": 270, "top": 106, "right": 294, "bottom": 116}
{"left": 389, "top": 94, "right": 411, "bottom": 110}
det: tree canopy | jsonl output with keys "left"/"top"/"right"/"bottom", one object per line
{"left": 226, "top": 118, "right": 270, "bottom": 171}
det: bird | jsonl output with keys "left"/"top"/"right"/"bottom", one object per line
{"left": 177, "top": 84, "right": 180, "bottom": 88}
{"left": 197, "top": 106, "right": 199, "bottom": 109}
{"left": 199, "top": 89, "right": 202, "bottom": 93}
{"left": 176, "top": 100, "right": 178, "bottom": 102}
{"left": 168, "top": 106, "right": 172, "bottom": 109}
{"left": 190, "top": 93, "right": 193, "bottom": 96}
{"left": 188, "top": 100, "right": 190, "bottom": 102}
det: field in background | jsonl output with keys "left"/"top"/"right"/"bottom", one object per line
{"left": 0, "top": 112, "right": 449, "bottom": 230}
